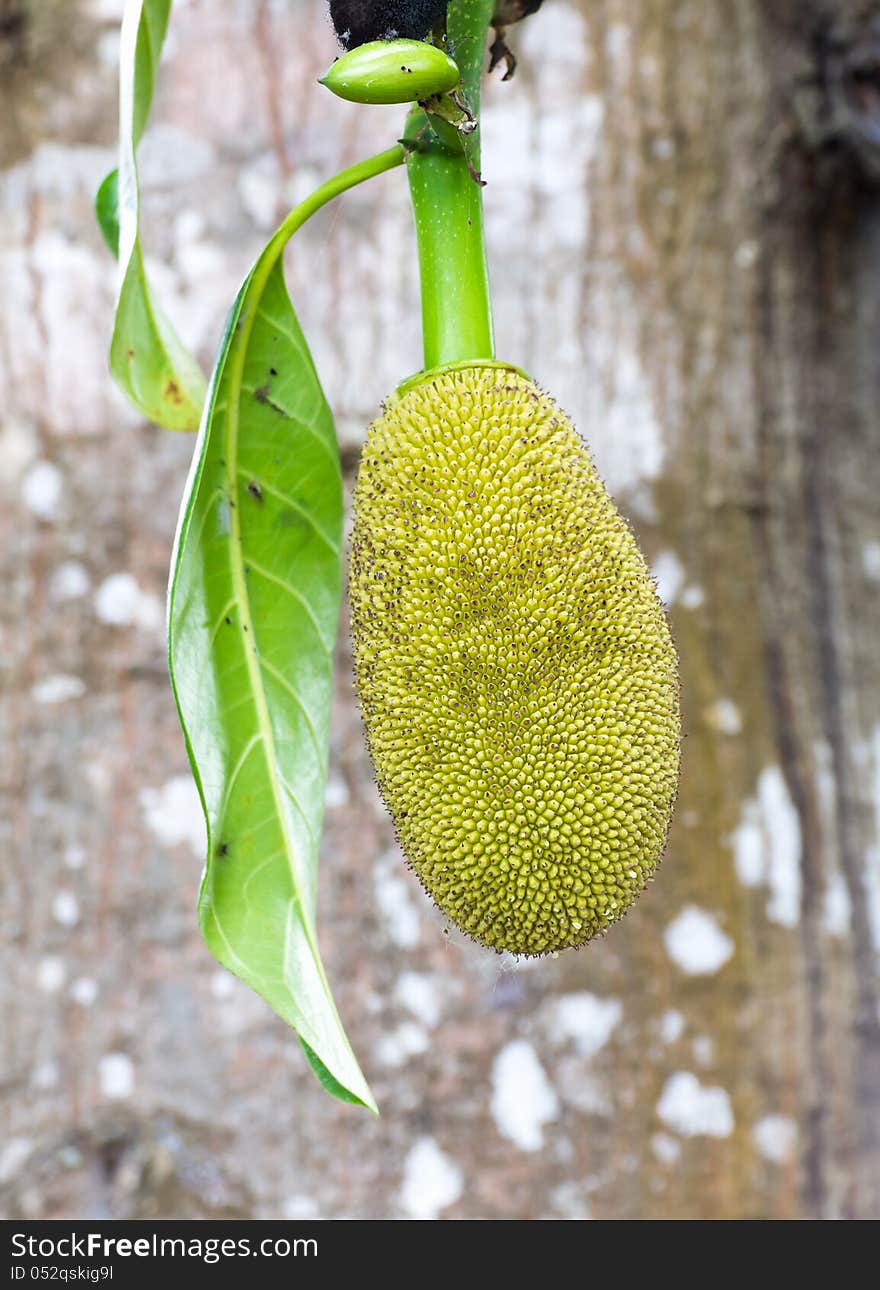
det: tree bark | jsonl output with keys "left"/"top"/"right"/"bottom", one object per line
{"left": 0, "top": 0, "right": 878, "bottom": 1219}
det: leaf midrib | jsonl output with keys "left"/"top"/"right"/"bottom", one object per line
{"left": 221, "top": 247, "right": 335, "bottom": 995}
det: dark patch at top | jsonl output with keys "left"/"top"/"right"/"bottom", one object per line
{"left": 328, "top": 0, "right": 449, "bottom": 49}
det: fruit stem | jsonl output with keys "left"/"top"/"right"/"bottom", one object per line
{"left": 406, "top": 0, "right": 496, "bottom": 370}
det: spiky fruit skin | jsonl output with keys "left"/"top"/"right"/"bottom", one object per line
{"left": 350, "top": 367, "right": 680, "bottom": 956}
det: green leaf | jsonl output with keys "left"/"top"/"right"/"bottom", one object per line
{"left": 95, "top": 168, "right": 120, "bottom": 257}
{"left": 300, "top": 1040, "right": 371, "bottom": 1106}
{"left": 168, "top": 146, "right": 404, "bottom": 1113}
{"left": 101, "top": 0, "right": 206, "bottom": 431}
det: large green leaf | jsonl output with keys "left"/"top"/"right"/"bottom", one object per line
{"left": 168, "top": 146, "right": 403, "bottom": 1113}
{"left": 101, "top": 0, "right": 206, "bottom": 430}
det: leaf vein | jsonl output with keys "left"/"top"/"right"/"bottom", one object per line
{"left": 243, "top": 558, "right": 333, "bottom": 656}
{"left": 257, "top": 656, "right": 323, "bottom": 758}
{"left": 235, "top": 470, "right": 339, "bottom": 555}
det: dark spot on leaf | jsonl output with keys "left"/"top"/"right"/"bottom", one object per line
{"left": 254, "top": 383, "right": 287, "bottom": 416}
{"left": 269, "top": 367, "right": 278, "bottom": 376}
{"left": 225, "top": 616, "right": 232, "bottom": 625}
{"left": 127, "top": 347, "right": 135, "bottom": 359}
{"left": 164, "top": 379, "right": 183, "bottom": 404}
{"left": 247, "top": 480, "right": 263, "bottom": 503}
{"left": 217, "top": 842, "right": 229, "bottom": 857}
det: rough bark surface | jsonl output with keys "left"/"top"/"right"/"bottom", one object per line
{"left": 1, "top": 0, "right": 878, "bottom": 1219}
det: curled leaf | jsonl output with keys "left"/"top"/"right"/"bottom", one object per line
{"left": 100, "top": 0, "right": 206, "bottom": 431}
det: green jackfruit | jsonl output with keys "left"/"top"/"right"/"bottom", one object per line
{"left": 350, "top": 365, "right": 680, "bottom": 956}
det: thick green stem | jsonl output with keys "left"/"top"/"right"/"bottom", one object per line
{"left": 447, "top": 0, "right": 497, "bottom": 114}
{"left": 406, "top": 0, "right": 496, "bottom": 371}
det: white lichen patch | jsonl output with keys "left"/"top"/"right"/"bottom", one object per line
{"left": 139, "top": 776, "right": 206, "bottom": 857}
{"left": 324, "top": 773, "right": 349, "bottom": 809}
{"left": 64, "top": 845, "right": 86, "bottom": 870}
{"left": 70, "top": 977, "right": 98, "bottom": 1007}
{"left": 394, "top": 971, "right": 442, "bottom": 1029}
{"left": 605, "top": 20, "right": 632, "bottom": 72}
{"left": 651, "top": 552, "right": 705, "bottom": 609}
{"left": 549, "top": 992, "right": 622, "bottom": 1057}
{"left": 705, "top": 698, "right": 742, "bottom": 736}
{"left": 98, "top": 1053, "right": 134, "bottom": 1100}
{"left": 32, "top": 1061, "right": 60, "bottom": 1091}
{"left": 210, "top": 971, "right": 235, "bottom": 1001}
{"left": 31, "top": 674, "right": 86, "bottom": 705}
{"left": 656, "top": 1071, "right": 734, "bottom": 1138}
{"left": 753, "top": 1114, "right": 797, "bottom": 1164}
{"left": 651, "top": 1132, "right": 681, "bottom": 1165}
{"left": 399, "top": 1137, "right": 463, "bottom": 1220}
{"left": 22, "top": 460, "right": 63, "bottom": 521}
{"left": 373, "top": 1022, "right": 429, "bottom": 1069}
{"left": 651, "top": 551, "right": 685, "bottom": 605}
{"left": 692, "top": 1035, "right": 714, "bottom": 1067}
{"left": 50, "top": 560, "right": 90, "bottom": 600}
{"left": 52, "top": 890, "right": 80, "bottom": 928}
{"left": 659, "top": 1009, "right": 685, "bottom": 1044}
{"left": 0, "top": 1139, "right": 32, "bottom": 1185}
{"left": 37, "top": 956, "right": 67, "bottom": 993}
{"left": 730, "top": 799, "right": 763, "bottom": 886}
{"left": 728, "top": 766, "right": 802, "bottom": 928}
{"left": 862, "top": 541, "right": 880, "bottom": 582}
{"left": 663, "top": 905, "right": 734, "bottom": 975}
{"left": 372, "top": 849, "right": 421, "bottom": 950}
{"left": 94, "top": 573, "right": 163, "bottom": 633}
{"left": 490, "top": 1039, "right": 560, "bottom": 1152}
{"left": 282, "top": 1195, "right": 320, "bottom": 1220}
{"left": 679, "top": 585, "right": 705, "bottom": 610}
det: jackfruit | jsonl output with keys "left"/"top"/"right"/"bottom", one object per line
{"left": 350, "top": 365, "right": 680, "bottom": 956}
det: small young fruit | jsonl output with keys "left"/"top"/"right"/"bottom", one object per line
{"left": 350, "top": 366, "right": 681, "bottom": 957}
{"left": 320, "top": 39, "right": 460, "bottom": 105}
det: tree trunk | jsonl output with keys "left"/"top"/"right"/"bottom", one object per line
{"left": 1, "top": 0, "right": 878, "bottom": 1219}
